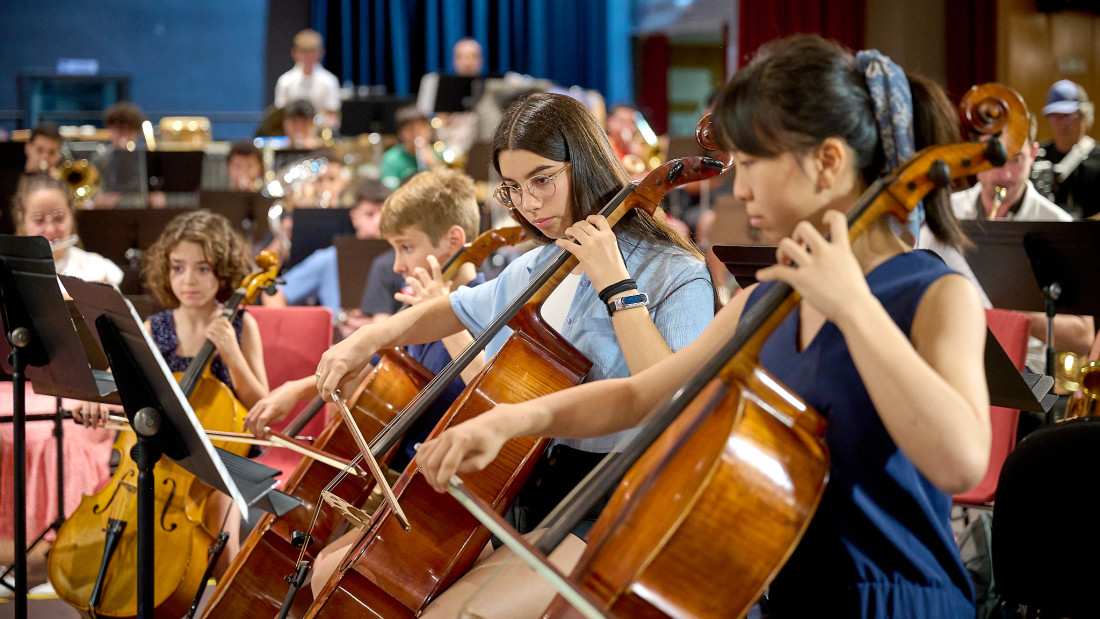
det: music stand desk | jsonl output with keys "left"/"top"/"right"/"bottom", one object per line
{"left": 287, "top": 208, "right": 354, "bottom": 271}
{"left": 334, "top": 236, "right": 391, "bottom": 311}
{"left": 0, "top": 236, "right": 118, "bottom": 403}
{"left": 75, "top": 208, "right": 192, "bottom": 266}
{"left": 959, "top": 220, "right": 1100, "bottom": 316}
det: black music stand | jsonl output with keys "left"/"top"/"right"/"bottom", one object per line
{"left": 0, "top": 236, "right": 126, "bottom": 618}
{"left": 960, "top": 220, "right": 1100, "bottom": 375}
{"left": 146, "top": 151, "right": 204, "bottom": 193}
{"left": 340, "top": 96, "right": 416, "bottom": 136}
{"left": 74, "top": 207, "right": 192, "bottom": 267}
{"left": 712, "top": 243, "right": 1055, "bottom": 414}
{"left": 286, "top": 208, "right": 354, "bottom": 271}
{"left": 334, "top": 236, "right": 391, "bottom": 310}
{"left": 433, "top": 75, "right": 481, "bottom": 112}
{"left": 60, "top": 276, "right": 301, "bottom": 617}
{"left": 199, "top": 191, "right": 276, "bottom": 245}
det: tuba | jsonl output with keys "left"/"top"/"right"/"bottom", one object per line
{"left": 58, "top": 143, "right": 100, "bottom": 207}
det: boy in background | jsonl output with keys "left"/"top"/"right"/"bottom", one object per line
{"left": 246, "top": 168, "right": 486, "bottom": 448}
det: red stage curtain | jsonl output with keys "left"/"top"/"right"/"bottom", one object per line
{"left": 637, "top": 34, "right": 671, "bottom": 136}
{"left": 944, "top": 0, "right": 998, "bottom": 102}
{"left": 738, "top": 0, "right": 866, "bottom": 68}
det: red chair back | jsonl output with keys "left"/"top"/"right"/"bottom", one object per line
{"left": 247, "top": 305, "right": 333, "bottom": 484}
{"left": 954, "top": 307, "right": 1030, "bottom": 505}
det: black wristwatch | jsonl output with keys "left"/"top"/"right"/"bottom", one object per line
{"left": 606, "top": 292, "right": 649, "bottom": 316}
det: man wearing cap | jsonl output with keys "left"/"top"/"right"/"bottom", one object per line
{"left": 1032, "top": 79, "right": 1100, "bottom": 219}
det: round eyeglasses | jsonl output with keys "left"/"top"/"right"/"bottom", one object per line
{"left": 494, "top": 163, "right": 570, "bottom": 209}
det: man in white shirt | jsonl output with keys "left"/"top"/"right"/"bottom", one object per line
{"left": 949, "top": 126, "right": 1072, "bottom": 222}
{"left": 274, "top": 29, "right": 341, "bottom": 127}
{"left": 919, "top": 118, "right": 1090, "bottom": 376}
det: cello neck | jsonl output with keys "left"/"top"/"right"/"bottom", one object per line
{"left": 177, "top": 288, "right": 247, "bottom": 398}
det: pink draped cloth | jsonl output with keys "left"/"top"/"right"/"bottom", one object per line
{"left": 0, "top": 381, "right": 114, "bottom": 541}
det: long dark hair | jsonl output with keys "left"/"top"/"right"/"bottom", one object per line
{"left": 713, "top": 34, "right": 968, "bottom": 249}
{"left": 492, "top": 93, "right": 702, "bottom": 257}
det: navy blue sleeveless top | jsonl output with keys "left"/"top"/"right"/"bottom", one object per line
{"left": 747, "top": 251, "right": 975, "bottom": 618}
{"left": 150, "top": 309, "right": 246, "bottom": 391}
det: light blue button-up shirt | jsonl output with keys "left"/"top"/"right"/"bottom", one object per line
{"left": 450, "top": 234, "right": 714, "bottom": 452}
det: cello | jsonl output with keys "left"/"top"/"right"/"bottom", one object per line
{"left": 447, "top": 84, "right": 1028, "bottom": 618}
{"left": 201, "top": 227, "right": 527, "bottom": 619}
{"left": 47, "top": 252, "right": 280, "bottom": 618}
{"left": 305, "top": 147, "right": 729, "bottom": 618}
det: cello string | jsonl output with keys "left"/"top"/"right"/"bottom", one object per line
{"left": 293, "top": 452, "right": 365, "bottom": 569}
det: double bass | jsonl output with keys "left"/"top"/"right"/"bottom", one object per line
{"left": 48, "top": 252, "right": 280, "bottom": 618}
{"left": 305, "top": 146, "right": 730, "bottom": 617}
{"left": 449, "top": 85, "right": 1029, "bottom": 618}
{"left": 201, "top": 227, "right": 527, "bottom": 618}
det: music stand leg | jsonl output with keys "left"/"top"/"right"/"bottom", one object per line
{"left": 10, "top": 333, "right": 30, "bottom": 619}
{"left": 1043, "top": 285, "right": 1060, "bottom": 423}
{"left": 131, "top": 421, "right": 162, "bottom": 619}
{"left": 54, "top": 397, "right": 65, "bottom": 521}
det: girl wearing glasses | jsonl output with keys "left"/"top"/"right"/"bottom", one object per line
{"left": 418, "top": 36, "right": 987, "bottom": 618}
{"left": 315, "top": 92, "right": 714, "bottom": 595}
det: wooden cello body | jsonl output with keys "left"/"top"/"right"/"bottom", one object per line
{"left": 536, "top": 85, "right": 1029, "bottom": 618}
{"left": 202, "top": 228, "right": 526, "bottom": 618}
{"left": 306, "top": 307, "right": 591, "bottom": 618}
{"left": 202, "top": 347, "right": 434, "bottom": 617}
{"left": 48, "top": 253, "right": 280, "bottom": 618}
{"left": 545, "top": 364, "right": 828, "bottom": 618}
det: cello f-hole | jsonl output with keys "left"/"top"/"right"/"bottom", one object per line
{"left": 160, "top": 477, "right": 178, "bottom": 532}
{"left": 92, "top": 469, "right": 135, "bottom": 515}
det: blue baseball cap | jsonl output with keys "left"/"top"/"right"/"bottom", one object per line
{"left": 1043, "top": 80, "right": 1089, "bottom": 115}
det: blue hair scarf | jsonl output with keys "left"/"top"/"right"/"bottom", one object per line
{"left": 854, "top": 49, "right": 922, "bottom": 242}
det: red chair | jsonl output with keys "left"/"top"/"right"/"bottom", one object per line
{"left": 247, "top": 306, "right": 333, "bottom": 485}
{"left": 953, "top": 307, "right": 1031, "bottom": 506}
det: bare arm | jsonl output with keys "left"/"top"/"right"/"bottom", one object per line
{"left": 1027, "top": 312, "right": 1095, "bottom": 356}
{"left": 316, "top": 294, "right": 467, "bottom": 398}
{"left": 244, "top": 375, "right": 317, "bottom": 436}
{"left": 556, "top": 215, "right": 680, "bottom": 373}
{"left": 836, "top": 274, "right": 990, "bottom": 492}
{"left": 416, "top": 287, "right": 750, "bottom": 491}
{"left": 261, "top": 289, "right": 289, "bottom": 307}
{"left": 759, "top": 213, "right": 991, "bottom": 493}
